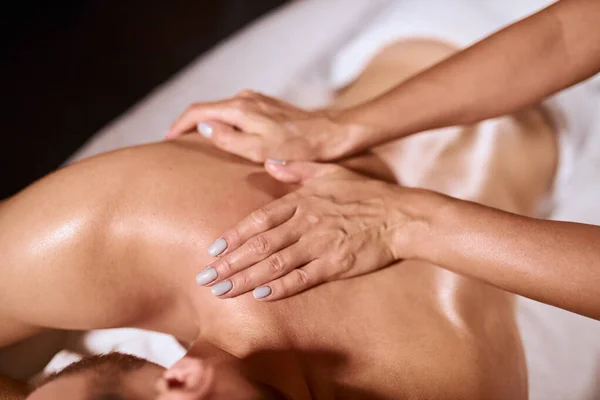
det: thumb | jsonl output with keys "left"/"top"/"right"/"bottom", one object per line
{"left": 264, "top": 160, "right": 340, "bottom": 184}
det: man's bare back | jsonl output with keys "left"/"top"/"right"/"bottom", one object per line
{"left": 1, "top": 39, "right": 557, "bottom": 399}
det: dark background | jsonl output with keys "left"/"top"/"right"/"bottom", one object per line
{"left": 1, "top": 0, "right": 287, "bottom": 198}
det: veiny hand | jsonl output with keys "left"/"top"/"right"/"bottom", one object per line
{"left": 166, "top": 90, "right": 367, "bottom": 162}
{"left": 196, "top": 161, "right": 428, "bottom": 300}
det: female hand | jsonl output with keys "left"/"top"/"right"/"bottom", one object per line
{"left": 196, "top": 161, "right": 435, "bottom": 300}
{"left": 166, "top": 91, "right": 369, "bottom": 162}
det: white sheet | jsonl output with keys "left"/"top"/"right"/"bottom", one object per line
{"left": 3, "top": 1, "right": 599, "bottom": 399}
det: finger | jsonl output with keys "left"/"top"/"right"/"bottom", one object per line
{"left": 236, "top": 89, "right": 257, "bottom": 98}
{"left": 211, "top": 128, "right": 265, "bottom": 163}
{"left": 195, "top": 120, "right": 235, "bottom": 140}
{"left": 216, "top": 241, "right": 313, "bottom": 298}
{"left": 264, "top": 160, "right": 343, "bottom": 184}
{"left": 197, "top": 220, "right": 301, "bottom": 286}
{"left": 206, "top": 198, "right": 298, "bottom": 258}
{"left": 236, "top": 90, "right": 282, "bottom": 118}
{"left": 167, "top": 101, "right": 239, "bottom": 139}
{"left": 252, "top": 259, "right": 329, "bottom": 301}
{"left": 172, "top": 118, "right": 267, "bottom": 162}
{"left": 195, "top": 119, "right": 269, "bottom": 162}
{"left": 236, "top": 89, "right": 277, "bottom": 104}
{"left": 167, "top": 98, "right": 264, "bottom": 139}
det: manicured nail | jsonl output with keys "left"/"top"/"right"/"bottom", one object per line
{"left": 196, "top": 267, "right": 217, "bottom": 285}
{"left": 211, "top": 280, "right": 233, "bottom": 296}
{"left": 197, "top": 122, "right": 213, "bottom": 139}
{"left": 207, "top": 238, "right": 227, "bottom": 257}
{"left": 253, "top": 286, "right": 272, "bottom": 299}
{"left": 266, "top": 158, "right": 287, "bottom": 165}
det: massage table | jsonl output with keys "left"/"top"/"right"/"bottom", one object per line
{"left": 1, "top": 1, "right": 599, "bottom": 398}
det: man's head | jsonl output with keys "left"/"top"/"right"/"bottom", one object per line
{"left": 28, "top": 352, "right": 279, "bottom": 400}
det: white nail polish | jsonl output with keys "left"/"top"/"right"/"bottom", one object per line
{"left": 197, "top": 122, "right": 213, "bottom": 139}
{"left": 211, "top": 280, "right": 233, "bottom": 296}
{"left": 196, "top": 267, "right": 217, "bottom": 285}
{"left": 253, "top": 286, "right": 272, "bottom": 299}
{"left": 266, "top": 158, "right": 287, "bottom": 165}
{"left": 207, "top": 238, "right": 227, "bottom": 257}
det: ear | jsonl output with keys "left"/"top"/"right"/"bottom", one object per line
{"left": 157, "top": 357, "right": 213, "bottom": 399}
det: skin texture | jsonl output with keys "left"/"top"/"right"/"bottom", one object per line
{"left": 1, "top": 39, "right": 557, "bottom": 399}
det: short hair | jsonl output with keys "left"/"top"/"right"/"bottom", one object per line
{"left": 39, "top": 353, "right": 152, "bottom": 400}
{"left": 90, "top": 394, "right": 125, "bottom": 400}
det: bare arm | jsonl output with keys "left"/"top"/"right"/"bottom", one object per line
{"left": 342, "top": 0, "right": 600, "bottom": 150}
{"left": 167, "top": 0, "right": 600, "bottom": 162}
{"left": 0, "top": 152, "right": 186, "bottom": 347}
{"left": 199, "top": 161, "right": 600, "bottom": 319}
{"left": 421, "top": 197, "right": 600, "bottom": 320}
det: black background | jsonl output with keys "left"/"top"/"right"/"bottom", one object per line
{"left": 1, "top": 0, "right": 286, "bottom": 198}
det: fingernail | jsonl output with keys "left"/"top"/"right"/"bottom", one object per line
{"left": 211, "top": 280, "right": 233, "bottom": 296}
{"left": 197, "top": 122, "right": 213, "bottom": 139}
{"left": 266, "top": 158, "right": 287, "bottom": 166}
{"left": 207, "top": 238, "right": 227, "bottom": 257}
{"left": 253, "top": 286, "right": 272, "bottom": 299}
{"left": 196, "top": 267, "right": 217, "bottom": 285}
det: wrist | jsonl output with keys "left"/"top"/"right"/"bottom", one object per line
{"left": 386, "top": 188, "right": 457, "bottom": 262}
{"left": 320, "top": 107, "right": 379, "bottom": 160}
{"left": 335, "top": 99, "right": 412, "bottom": 151}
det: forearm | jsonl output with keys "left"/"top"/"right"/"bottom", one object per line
{"left": 341, "top": 0, "right": 600, "bottom": 149}
{"left": 416, "top": 196, "right": 600, "bottom": 320}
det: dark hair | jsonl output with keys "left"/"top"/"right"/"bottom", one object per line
{"left": 39, "top": 352, "right": 153, "bottom": 400}
{"left": 41, "top": 353, "right": 149, "bottom": 384}
{"left": 90, "top": 393, "right": 126, "bottom": 400}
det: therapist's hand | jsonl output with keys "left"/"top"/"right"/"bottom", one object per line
{"left": 196, "top": 161, "right": 432, "bottom": 300}
{"left": 166, "top": 91, "right": 369, "bottom": 162}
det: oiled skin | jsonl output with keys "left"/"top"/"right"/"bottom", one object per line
{"left": 0, "top": 40, "right": 557, "bottom": 399}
